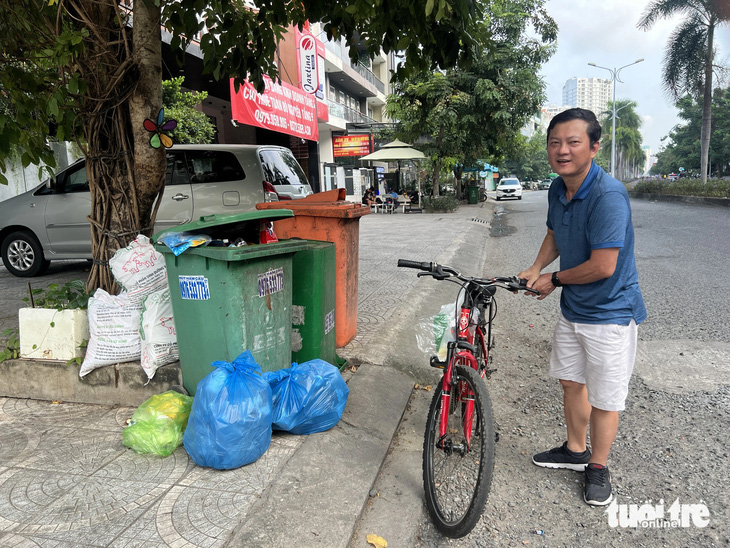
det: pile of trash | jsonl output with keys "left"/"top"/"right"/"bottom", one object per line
{"left": 123, "top": 351, "right": 349, "bottom": 470}
{"left": 80, "top": 235, "right": 178, "bottom": 381}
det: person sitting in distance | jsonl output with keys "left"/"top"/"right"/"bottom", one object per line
{"left": 362, "top": 187, "right": 376, "bottom": 206}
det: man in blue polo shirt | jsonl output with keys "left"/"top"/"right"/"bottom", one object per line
{"left": 518, "top": 108, "right": 646, "bottom": 506}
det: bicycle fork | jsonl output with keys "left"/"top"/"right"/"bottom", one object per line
{"left": 437, "top": 306, "right": 479, "bottom": 455}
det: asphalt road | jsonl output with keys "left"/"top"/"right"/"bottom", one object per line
{"left": 487, "top": 190, "right": 730, "bottom": 345}
{"left": 351, "top": 190, "right": 730, "bottom": 547}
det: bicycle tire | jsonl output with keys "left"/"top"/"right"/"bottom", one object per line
{"left": 422, "top": 364, "right": 495, "bottom": 538}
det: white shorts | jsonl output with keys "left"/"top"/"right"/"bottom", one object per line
{"left": 549, "top": 314, "right": 637, "bottom": 412}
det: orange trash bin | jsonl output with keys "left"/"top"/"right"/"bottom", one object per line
{"left": 256, "top": 197, "right": 369, "bottom": 347}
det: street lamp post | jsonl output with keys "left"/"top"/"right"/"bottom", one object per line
{"left": 587, "top": 59, "right": 644, "bottom": 178}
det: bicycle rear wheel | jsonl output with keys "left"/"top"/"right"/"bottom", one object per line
{"left": 423, "top": 364, "right": 495, "bottom": 538}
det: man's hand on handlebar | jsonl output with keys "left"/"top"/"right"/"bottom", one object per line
{"left": 517, "top": 267, "right": 554, "bottom": 300}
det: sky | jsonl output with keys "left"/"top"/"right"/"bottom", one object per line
{"left": 539, "top": 0, "right": 730, "bottom": 156}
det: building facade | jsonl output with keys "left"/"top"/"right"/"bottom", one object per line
{"left": 562, "top": 77, "right": 611, "bottom": 116}
{"left": 2, "top": 20, "right": 395, "bottom": 202}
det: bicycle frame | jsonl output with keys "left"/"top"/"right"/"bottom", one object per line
{"left": 437, "top": 304, "right": 486, "bottom": 443}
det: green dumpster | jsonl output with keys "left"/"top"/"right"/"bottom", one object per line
{"left": 468, "top": 185, "right": 479, "bottom": 204}
{"left": 153, "top": 211, "right": 309, "bottom": 395}
{"left": 291, "top": 241, "right": 337, "bottom": 366}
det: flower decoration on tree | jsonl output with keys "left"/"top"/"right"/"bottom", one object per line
{"left": 143, "top": 108, "right": 177, "bottom": 149}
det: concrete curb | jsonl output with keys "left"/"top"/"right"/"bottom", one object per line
{"left": 0, "top": 358, "right": 183, "bottom": 406}
{"left": 224, "top": 363, "right": 415, "bottom": 548}
{"left": 630, "top": 192, "right": 729, "bottom": 207}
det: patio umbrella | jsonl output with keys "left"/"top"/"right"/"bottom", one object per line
{"left": 360, "top": 140, "right": 425, "bottom": 197}
{"left": 359, "top": 139, "right": 425, "bottom": 161}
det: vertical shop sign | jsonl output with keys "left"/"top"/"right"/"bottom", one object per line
{"left": 299, "top": 32, "right": 318, "bottom": 94}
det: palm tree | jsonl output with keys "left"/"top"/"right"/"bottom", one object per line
{"left": 598, "top": 100, "right": 644, "bottom": 180}
{"left": 638, "top": 0, "right": 729, "bottom": 183}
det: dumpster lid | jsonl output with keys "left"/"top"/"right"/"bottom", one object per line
{"left": 153, "top": 210, "right": 294, "bottom": 242}
{"left": 255, "top": 201, "right": 370, "bottom": 219}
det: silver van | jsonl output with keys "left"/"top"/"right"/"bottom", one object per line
{"left": 0, "top": 144, "right": 313, "bottom": 277}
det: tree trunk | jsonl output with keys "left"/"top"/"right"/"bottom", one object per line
{"left": 454, "top": 164, "right": 464, "bottom": 200}
{"left": 432, "top": 160, "right": 442, "bottom": 197}
{"left": 700, "top": 20, "right": 715, "bottom": 184}
{"left": 129, "top": 0, "right": 166, "bottom": 232}
{"left": 80, "top": 0, "right": 166, "bottom": 293}
{"left": 432, "top": 125, "right": 445, "bottom": 197}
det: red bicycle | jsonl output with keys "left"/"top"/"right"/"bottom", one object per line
{"left": 398, "top": 259, "right": 538, "bottom": 537}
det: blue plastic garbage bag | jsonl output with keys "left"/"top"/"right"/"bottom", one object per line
{"left": 183, "top": 351, "right": 272, "bottom": 469}
{"left": 263, "top": 359, "right": 349, "bottom": 435}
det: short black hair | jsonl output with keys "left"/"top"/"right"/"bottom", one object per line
{"left": 547, "top": 108, "right": 602, "bottom": 147}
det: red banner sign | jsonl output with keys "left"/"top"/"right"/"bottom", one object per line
{"left": 230, "top": 77, "right": 319, "bottom": 141}
{"left": 333, "top": 134, "right": 372, "bottom": 157}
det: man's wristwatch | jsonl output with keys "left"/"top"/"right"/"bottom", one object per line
{"left": 551, "top": 271, "right": 563, "bottom": 287}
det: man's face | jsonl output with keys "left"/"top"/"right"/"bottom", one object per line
{"left": 547, "top": 119, "right": 600, "bottom": 181}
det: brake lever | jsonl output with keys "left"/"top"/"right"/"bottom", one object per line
{"left": 417, "top": 272, "right": 450, "bottom": 280}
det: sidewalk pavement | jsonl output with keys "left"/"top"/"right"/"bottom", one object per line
{"left": 0, "top": 201, "right": 495, "bottom": 548}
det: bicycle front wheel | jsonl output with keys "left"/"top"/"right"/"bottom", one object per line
{"left": 423, "top": 365, "right": 495, "bottom": 538}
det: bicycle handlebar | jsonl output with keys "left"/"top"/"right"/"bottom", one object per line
{"left": 397, "top": 259, "right": 432, "bottom": 271}
{"left": 397, "top": 258, "right": 540, "bottom": 295}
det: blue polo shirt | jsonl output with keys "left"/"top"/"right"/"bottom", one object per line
{"left": 547, "top": 162, "right": 646, "bottom": 326}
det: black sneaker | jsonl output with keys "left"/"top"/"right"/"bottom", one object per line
{"left": 532, "top": 441, "right": 591, "bottom": 471}
{"left": 583, "top": 463, "right": 612, "bottom": 506}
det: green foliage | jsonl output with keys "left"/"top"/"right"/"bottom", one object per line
{"left": 0, "top": 0, "right": 486, "bottom": 180}
{"left": 637, "top": 0, "right": 728, "bottom": 101}
{"left": 66, "top": 339, "right": 88, "bottom": 366}
{"left": 0, "top": 2, "right": 89, "bottom": 185}
{"left": 386, "top": 0, "right": 557, "bottom": 195}
{"left": 24, "top": 280, "right": 90, "bottom": 311}
{"left": 652, "top": 87, "right": 730, "bottom": 177}
{"left": 0, "top": 328, "right": 20, "bottom": 362}
{"left": 501, "top": 131, "right": 551, "bottom": 182}
{"left": 637, "top": 0, "right": 729, "bottom": 183}
{"left": 162, "top": 77, "right": 215, "bottom": 144}
{"left": 631, "top": 178, "right": 730, "bottom": 198}
{"left": 163, "top": 0, "right": 485, "bottom": 94}
{"left": 422, "top": 195, "right": 460, "bottom": 212}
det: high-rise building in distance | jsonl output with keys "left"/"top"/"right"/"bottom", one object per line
{"left": 562, "top": 77, "right": 612, "bottom": 116}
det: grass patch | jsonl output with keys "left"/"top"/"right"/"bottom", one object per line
{"left": 631, "top": 178, "right": 730, "bottom": 199}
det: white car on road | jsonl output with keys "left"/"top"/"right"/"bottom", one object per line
{"left": 496, "top": 178, "right": 523, "bottom": 201}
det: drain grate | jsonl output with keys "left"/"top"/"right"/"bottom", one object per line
{"left": 470, "top": 218, "right": 490, "bottom": 225}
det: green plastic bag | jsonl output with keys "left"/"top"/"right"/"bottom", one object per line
{"left": 123, "top": 390, "right": 193, "bottom": 457}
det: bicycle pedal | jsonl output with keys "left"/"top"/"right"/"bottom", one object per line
{"left": 484, "top": 368, "right": 497, "bottom": 378}
{"left": 429, "top": 356, "right": 446, "bottom": 369}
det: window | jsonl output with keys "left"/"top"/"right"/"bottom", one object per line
{"left": 186, "top": 151, "right": 245, "bottom": 184}
{"left": 63, "top": 164, "right": 89, "bottom": 193}
{"left": 165, "top": 152, "right": 189, "bottom": 186}
{"left": 259, "top": 150, "right": 308, "bottom": 187}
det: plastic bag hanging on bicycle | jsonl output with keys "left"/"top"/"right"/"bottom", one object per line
{"left": 415, "top": 301, "right": 457, "bottom": 361}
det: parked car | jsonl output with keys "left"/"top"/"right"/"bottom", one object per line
{"left": 496, "top": 177, "right": 522, "bottom": 201}
{"left": 538, "top": 179, "right": 552, "bottom": 190}
{"left": 0, "top": 144, "right": 313, "bottom": 277}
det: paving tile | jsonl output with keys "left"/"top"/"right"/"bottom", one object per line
{"left": 0, "top": 473, "right": 167, "bottom": 545}
{"left": 92, "top": 446, "right": 193, "bottom": 485}
{"left": 178, "top": 433, "right": 302, "bottom": 494}
{"left": 0, "top": 399, "right": 132, "bottom": 432}
{"left": 109, "top": 486, "right": 255, "bottom": 548}
{"left": 10, "top": 427, "right": 126, "bottom": 476}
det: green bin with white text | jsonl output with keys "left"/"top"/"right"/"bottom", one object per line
{"left": 154, "top": 211, "right": 308, "bottom": 395}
